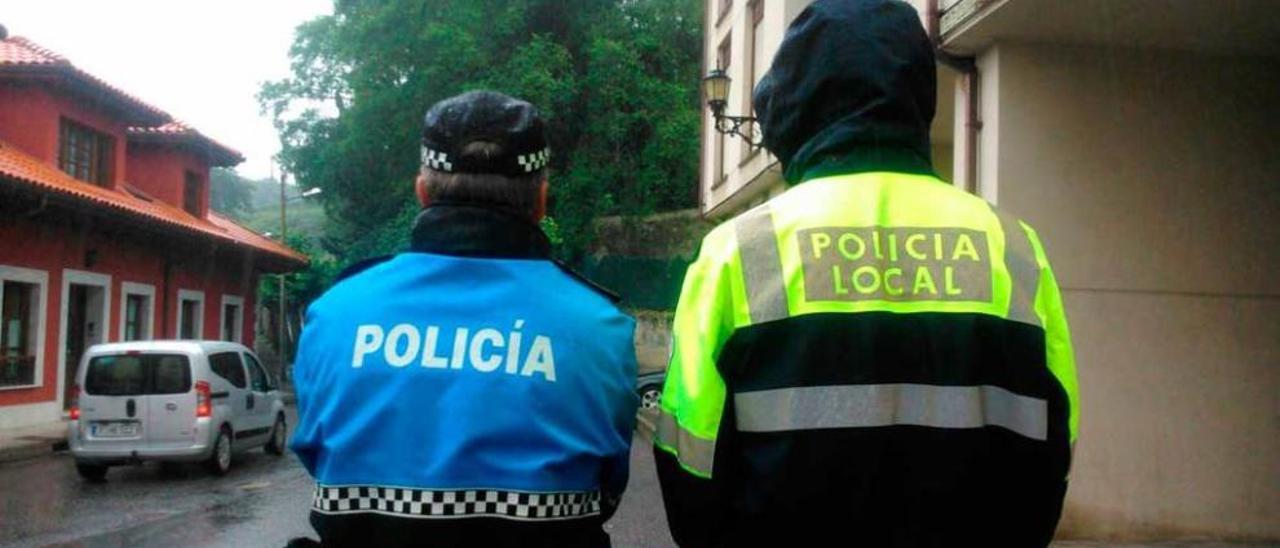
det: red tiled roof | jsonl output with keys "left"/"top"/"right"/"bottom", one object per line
{"left": 128, "top": 121, "right": 245, "bottom": 167}
{"left": 129, "top": 121, "right": 200, "bottom": 136}
{"left": 208, "top": 212, "right": 308, "bottom": 264}
{"left": 0, "top": 36, "right": 169, "bottom": 125}
{"left": 0, "top": 139, "right": 307, "bottom": 268}
{"left": 0, "top": 35, "right": 66, "bottom": 65}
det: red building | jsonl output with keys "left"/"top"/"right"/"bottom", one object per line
{"left": 0, "top": 33, "right": 307, "bottom": 429}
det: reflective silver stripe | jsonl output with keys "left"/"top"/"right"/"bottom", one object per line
{"left": 992, "top": 207, "right": 1042, "bottom": 327}
{"left": 735, "top": 205, "right": 789, "bottom": 324}
{"left": 734, "top": 383, "right": 1048, "bottom": 441}
{"left": 655, "top": 409, "right": 716, "bottom": 475}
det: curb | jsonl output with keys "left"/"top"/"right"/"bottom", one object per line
{"left": 0, "top": 437, "right": 66, "bottom": 465}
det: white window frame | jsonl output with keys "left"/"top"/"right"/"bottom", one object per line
{"left": 176, "top": 289, "right": 205, "bottom": 341}
{"left": 0, "top": 266, "right": 49, "bottom": 392}
{"left": 118, "top": 282, "right": 156, "bottom": 342}
{"left": 219, "top": 295, "right": 245, "bottom": 343}
{"left": 57, "top": 269, "right": 111, "bottom": 410}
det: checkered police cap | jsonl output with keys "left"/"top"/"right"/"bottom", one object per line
{"left": 421, "top": 90, "right": 551, "bottom": 177}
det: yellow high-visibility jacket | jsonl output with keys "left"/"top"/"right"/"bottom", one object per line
{"left": 655, "top": 172, "right": 1078, "bottom": 546}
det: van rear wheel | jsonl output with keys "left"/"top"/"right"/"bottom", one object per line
{"left": 265, "top": 415, "right": 287, "bottom": 456}
{"left": 75, "top": 462, "right": 108, "bottom": 482}
{"left": 206, "top": 427, "right": 233, "bottom": 476}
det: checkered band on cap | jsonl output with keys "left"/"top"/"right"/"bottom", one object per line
{"left": 312, "top": 485, "right": 603, "bottom": 521}
{"left": 421, "top": 91, "right": 550, "bottom": 176}
{"left": 421, "top": 147, "right": 454, "bottom": 172}
{"left": 516, "top": 148, "right": 551, "bottom": 173}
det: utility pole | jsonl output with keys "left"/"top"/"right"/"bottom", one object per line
{"left": 278, "top": 168, "right": 289, "bottom": 379}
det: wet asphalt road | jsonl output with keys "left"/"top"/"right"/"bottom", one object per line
{"left": 0, "top": 409, "right": 674, "bottom": 548}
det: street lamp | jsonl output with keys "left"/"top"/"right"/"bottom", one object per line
{"left": 703, "top": 69, "right": 762, "bottom": 149}
{"left": 704, "top": 68, "right": 731, "bottom": 114}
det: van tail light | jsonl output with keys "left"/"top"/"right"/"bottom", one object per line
{"left": 69, "top": 384, "right": 81, "bottom": 420}
{"left": 195, "top": 381, "right": 212, "bottom": 418}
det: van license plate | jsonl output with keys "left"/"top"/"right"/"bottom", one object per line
{"left": 92, "top": 422, "right": 139, "bottom": 438}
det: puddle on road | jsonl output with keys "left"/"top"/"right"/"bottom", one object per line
{"left": 237, "top": 481, "right": 272, "bottom": 491}
{"left": 7, "top": 452, "right": 305, "bottom": 547}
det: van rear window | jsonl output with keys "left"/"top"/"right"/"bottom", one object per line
{"left": 85, "top": 354, "right": 192, "bottom": 396}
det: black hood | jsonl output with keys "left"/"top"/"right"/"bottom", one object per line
{"left": 752, "top": 0, "right": 936, "bottom": 183}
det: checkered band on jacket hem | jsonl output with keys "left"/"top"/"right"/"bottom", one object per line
{"left": 312, "top": 485, "right": 603, "bottom": 521}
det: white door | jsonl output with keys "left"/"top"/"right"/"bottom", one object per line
{"left": 78, "top": 353, "right": 147, "bottom": 449}
{"left": 206, "top": 351, "right": 253, "bottom": 435}
{"left": 144, "top": 354, "right": 197, "bottom": 449}
{"left": 242, "top": 352, "right": 275, "bottom": 440}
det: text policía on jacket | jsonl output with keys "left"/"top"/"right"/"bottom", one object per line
{"left": 350, "top": 319, "right": 557, "bottom": 382}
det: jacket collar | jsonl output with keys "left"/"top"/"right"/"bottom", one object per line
{"left": 795, "top": 144, "right": 937, "bottom": 183}
{"left": 409, "top": 202, "right": 552, "bottom": 259}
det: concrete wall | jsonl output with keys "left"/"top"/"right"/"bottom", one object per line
{"left": 632, "top": 310, "right": 674, "bottom": 375}
{"left": 590, "top": 210, "right": 715, "bottom": 374}
{"left": 980, "top": 42, "right": 1280, "bottom": 540}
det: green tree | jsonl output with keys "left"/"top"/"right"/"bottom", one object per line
{"left": 209, "top": 168, "right": 255, "bottom": 219}
{"left": 259, "top": 0, "right": 701, "bottom": 265}
{"left": 260, "top": 234, "right": 340, "bottom": 361}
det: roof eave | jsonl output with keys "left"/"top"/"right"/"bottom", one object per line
{"left": 258, "top": 255, "right": 311, "bottom": 274}
{"left": 0, "top": 65, "right": 170, "bottom": 126}
{"left": 0, "top": 173, "right": 307, "bottom": 272}
{"left": 127, "top": 133, "right": 245, "bottom": 167}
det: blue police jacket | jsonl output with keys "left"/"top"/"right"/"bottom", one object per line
{"left": 291, "top": 204, "right": 638, "bottom": 546}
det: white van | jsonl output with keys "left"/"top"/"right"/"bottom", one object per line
{"left": 67, "top": 341, "right": 287, "bottom": 481}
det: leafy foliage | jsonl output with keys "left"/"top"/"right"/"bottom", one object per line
{"left": 260, "top": 0, "right": 702, "bottom": 266}
{"left": 258, "top": 233, "right": 341, "bottom": 360}
{"left": 259, "top": 235, "right": 340, "bottom": 310}
{"left": 209, "top": 168, "right": 255, "bottom": 219}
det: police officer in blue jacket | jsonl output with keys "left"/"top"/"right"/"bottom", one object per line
{"left": 290, "top": 90, "right": 639, "bottom": 547}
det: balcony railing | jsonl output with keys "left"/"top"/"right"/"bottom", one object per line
{"left": 939, "top": 0, "right": 997, "bottom": 38}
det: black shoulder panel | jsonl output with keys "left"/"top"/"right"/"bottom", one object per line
{"left": 333, "top": 255, "right": 394, "bottom": 284}
{"left": 552, "top": 259, "right": 622, "bottom": 304}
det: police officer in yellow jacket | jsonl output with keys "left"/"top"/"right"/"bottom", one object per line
{"left": 654, "top": 1, "right": 1079, "bottom": 546}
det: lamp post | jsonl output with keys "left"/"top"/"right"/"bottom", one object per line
{"left": 703, "top": 68, "right": 763, "bottom": 149}
{"left": 278, "top": 171, "right": 287, "bottom": 379}
{"left": 273, "top": 169, "right": 321, "bottom": 382}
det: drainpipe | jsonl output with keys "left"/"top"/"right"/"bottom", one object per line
{"left": 926, "top": 0, "right": 981, "bottom": 194}
{"left": 160, "top": 257, "right": 172, "bottom": 339}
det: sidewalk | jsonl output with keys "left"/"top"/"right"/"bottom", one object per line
{"left": 0, "top": 419, "right": 67, "bottom": 464}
